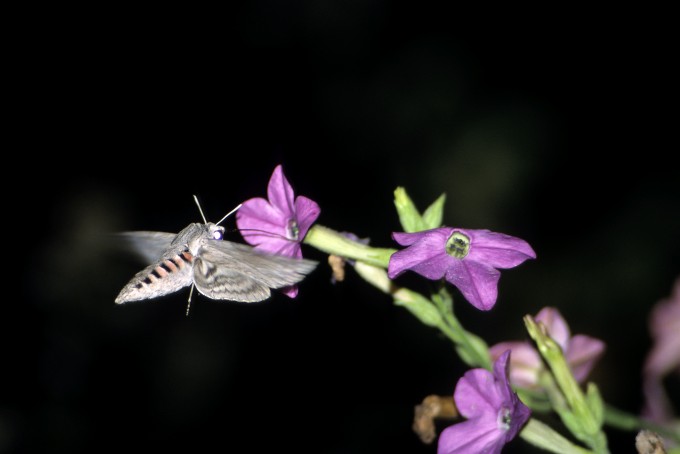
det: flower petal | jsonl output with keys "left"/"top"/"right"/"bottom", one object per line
{"left": 535, "top": 307, "right": 571, "bottom": 350}
{"left": 649, "top": 278, "right": 680, "bottom": 340}
{"left": 294, "top": 195, "right": 321, "bottom": 238}
{"left": 463, "top": 229, "right": 536, "bottom": 269}
{"left": 445, "top": 260, "right": 501, "bottom": 311}
{"left": 455, "top": 368, "right": 503, "bottom": 419}
{"left": 505, "top": 397, "right": 531, "bottom": 442}
{"left": 237, "top": 198, "right": 303, "bottom": 257}
{"left": 645, "top": 333, "right": 680, "bottom": 378}
{"left": 566, "top": 335, "right": 606, "bottom": 383}
{"left": 494, "top": 351, "right": 531, "bottom": 441}
{"left": 437, "top": 417, "right": 506, "bottom": 454}
{"left": 264, "top": 238, "right": 302, "bottom": 257}
{"left": 281, "top": 285, "right": 299, "bottom": 299}
{"left": 387, "top": 229, "right": 452, "bottom": 280}
{"left": 642, "top": 376, "right": 675, "bottom": 424}
{"left": 493, "top": 350, "right": 512, "bottom": 400}
{"left": 394, "top": 251, "right": 452, "bottom": 281}
{"left": 237, "top": 198, "right": 289, "bottom": 247}
{"left": 490, "top": 342, "right": 542, "bottom": 389}
{"left": 392, "top": 227, "right": 453, "bottom": 247}
{"left": 266, "top": 165, "right": 296, "bottom": 217}
{"left": 645, "top": 278, "right": 680, "bottom": 377}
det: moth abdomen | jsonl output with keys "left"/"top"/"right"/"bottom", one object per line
{"left": 115, "top": 249, "right": 195, "bottom": 304}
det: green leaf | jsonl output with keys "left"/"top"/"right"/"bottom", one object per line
{"left": 559, "top": 411, "right": 589, "bottom": 444}
{"left": 585, "top": 383, "right": 604, "bottom": 429}
{"left": 422, "top": 193, "right": 446, "bottom": 229}
{"left": 393, "top": 187, "right": 425, "bottom": 232}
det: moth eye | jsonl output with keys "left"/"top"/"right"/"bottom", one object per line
{"left": 212, "top": 230, "right": 223, "bottom": 240}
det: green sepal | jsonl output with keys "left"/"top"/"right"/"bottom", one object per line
{"left": 394, "top": 187, "right": 425, "bottom": 232}
{"left": 422, "top": 193, "right": 446, "bottom": 230}
{"left": 393, "top": 187, "right": 446, "bottom": 233}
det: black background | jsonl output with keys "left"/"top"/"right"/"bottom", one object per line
{"left": 7, "top": 4, "right": 679, "bottom": 453}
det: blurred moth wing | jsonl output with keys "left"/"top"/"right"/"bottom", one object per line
{"left": 115, "top": 222, "right": 317, "bottom": 305}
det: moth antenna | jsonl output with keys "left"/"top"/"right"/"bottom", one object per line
{"left": 216, "top": 203, "right": 242, "bottom": 226}
{"left": 193, "top": 195, "right": 208, "bottom": 224}
{"left": 186, "top": 284, "right": 195, "bottom": 316}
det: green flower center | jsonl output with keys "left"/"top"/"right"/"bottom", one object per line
{"left": 446, "top": 231, "right": 470, "bottom": 259}
{"left": 286, "top": 219, "right": 300, "bottom": 241}
{"left": 498, "top": 407, "right": 512, "bottom": 431}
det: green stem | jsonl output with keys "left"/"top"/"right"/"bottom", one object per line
{"left": 436, "top": 321, "right": 465, "bottom": 348}
{"left": 353, "top": 262, "right": 491, "bottom": 369}
{"left": 520, "top": 418, "right": 594, "bottom": 454}
{"left": 304, "top": 224, "right": 491, "bottom": 368}
{"left": 442, "top": 310, "right": 491, "bottom": 369}
{"left": 430, "top": 291, "right": 465, "bottom": 344}
{"left": 603, "top": 404, "right": 647, "bottom": 431}
{"left": 352, "top": 262, "right": 443, "bottom": 327}
{"left": 604, "top": 404, "right": 680, "bottom": 444}
{"left": 303, "top": 224, "right": 395, "bottom": 268}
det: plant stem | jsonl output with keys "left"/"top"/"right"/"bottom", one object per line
{"left": 520, "top": 418, "right": 594, "bottom": 454}
{"left": 303, "top": 224, "right": 395, "bottom": 268}
{"left": 604, "top": 404, "right": 680, "bottom": 444}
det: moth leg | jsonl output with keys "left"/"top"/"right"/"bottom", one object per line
{"left": 186, "top": 284, "right": 196, "bottom": 316}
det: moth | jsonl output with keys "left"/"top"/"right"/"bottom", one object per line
{"left": 115, "top": 196, "right": 317, "bottom": 313}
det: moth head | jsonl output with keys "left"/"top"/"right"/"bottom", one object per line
{"left": 207, "top": 223, "right": 225, "bottom": 241}
{"left": 192, "top": 195, "right": 240, "bottom": 243}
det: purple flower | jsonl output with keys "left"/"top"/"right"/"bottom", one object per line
{"left": 438, "top": 351, "right": 531, "bottom": 454}
{"left": 642, "top": 277, "right": 680, "bottom": 424}
{"left": 489, "top": 307, "right": 606, "bottom": 389}
{"left": 236, "top": 164, "right": 320, "bottom": 297}
{"left": 644, "top": 277, "right": 680, "bottom": 379}
{"left": 387, "top": 227, "right": 536, "bottom": 310}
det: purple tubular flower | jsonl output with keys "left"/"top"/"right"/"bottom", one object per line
{"left": 489, "top": 307, "right": 606, "bottom": 389}
{"left": 642, "top": 277, "right": 680, "bottom": 424}
{"left": 236, "top": 164, "right": 320, "bottom": 297}
{"left": 644, "top": 277, "right": 680, "bottom": 378}
{"left": 387, "top": 227, "right": 536, "bottom": 310}
{"left": 438, "top": 351, "right": 531, "bottom": 454}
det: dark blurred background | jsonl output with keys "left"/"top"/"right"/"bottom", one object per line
{"left": 7, "top": 4, "right": 679, "bottom": 453}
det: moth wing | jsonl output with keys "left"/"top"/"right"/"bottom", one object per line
{"left": 115, "top": 248, "right": 195, "bottom": 304}
{"left": 193, "top": 257, "right": 272, "bottom": 302}
{"left": 192, "top": 240, "right": 317, "bottom": 303}
{"left": 116, "top": 231, "right": 176, "bottom": 264}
